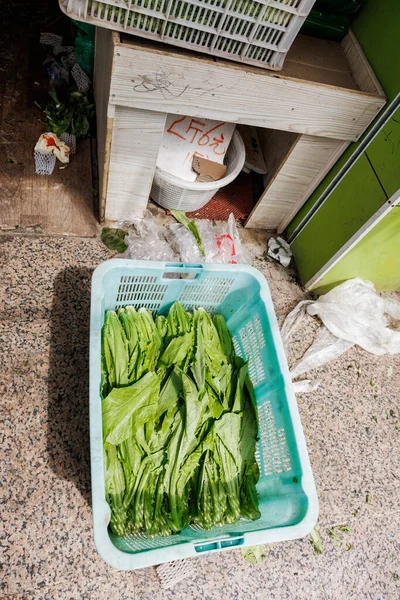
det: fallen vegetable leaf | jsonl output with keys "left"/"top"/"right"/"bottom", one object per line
{"left": 101, "top": 227, "right": 128, "bottom": 253}
{"left": 170, "top": 209, "right": 205, "bottom": 256}
{"left": 242, "top": 545, "right": 269, "bottom": 564}
{"left": 309, "top": 526, "right": 323, "bottom": 555}
{"left": 327, "top": 524, "right": 352, "bottom": 551}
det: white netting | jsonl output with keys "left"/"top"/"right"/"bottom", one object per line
{"left": 34, "top": 150, "right": 56, "bottom": 175}
{"left": 71, "top": 63, "right": 91, "bottom": 92}
{"left": 156, "top": 559, "right": 195, "bottom": 589}
{"left": 53, "top": 44, "right": 74, "bottom": 56}
{"left": 60, "top": 132, "right": 76, "bottom": 154}
{"left": 40, "top": 33, "right": 63, "bottom": 46}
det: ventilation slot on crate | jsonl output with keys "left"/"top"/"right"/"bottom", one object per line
{"left": 178, "top": 277, "right": 234, "bottom": 311}
{"left": 256, "top": 401, "right": 292, "bottom": 476}
{"left": 236, "top": 314, "right": 266, "bottom": 385}
{"left": 229, "top": 0, "right": 262, "bottom": 19}
{"left": 115, "top": 275, "right": 168, "bottom": 311}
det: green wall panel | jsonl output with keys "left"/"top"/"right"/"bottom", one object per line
{"left": 286, "top": 0, "right": 400, "bottom": 237}
{"left": 352, "top": 0, "right": 400, "bottom": 103}
{"left": 365, "top": 105, "right": 400, "bottom": 198}
{"left": 311, "top": 206, "right": 400, "bottom": 294}
{"left": 291, "top": 153, "right": 387, "bottom": 284}
{"left": 285, "top": 142, "right": 358, "bottom": 236}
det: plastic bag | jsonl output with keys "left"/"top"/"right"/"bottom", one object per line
{"left": 268, "top": 236, "right": 292, "bottom": 267}
{"left": 122, "top": 211, "right": 179, "bottom": 262}
{"left": 281, "top": 278, "right": 400, "bottom": 392}
{"left": 120, "top": 210, "right": 252, "bottom": 264}
{"left": 290, "top": 326, "right": 354, "bottom": 379}
{"left": 307, "top": 279, "right": 400, "bottom": 355}
{"left": 166, "top": 213, "right": 252, "bottom": 264}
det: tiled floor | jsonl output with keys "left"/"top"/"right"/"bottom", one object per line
{"left": 1, "top": 234, "right": 399, "bottom": 600}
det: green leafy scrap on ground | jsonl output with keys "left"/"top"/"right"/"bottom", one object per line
{"left": 309, "top": 526, "right": 323, "bottom": 555}
{"left": 101, "top": 228, "right": 128, "bottom": 253}
{"left": 101, "top": 302, "right": 260, "bottom": 537}
{"left": 327, "top": 525, "right": 352, "bottom": 551}
{"left": 170, "top": 209, "right": 205, "bottom": 256}
{"left": 242, "top": 545, "right": 269, "bottom": 564}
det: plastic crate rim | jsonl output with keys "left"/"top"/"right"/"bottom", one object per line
{"left": 90, "top": 259, "right": 318, "bottom": 570}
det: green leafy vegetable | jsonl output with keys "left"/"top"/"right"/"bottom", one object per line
{"left": 101, "top": 227, "right": 128, "bottom": 253}
{"left": 43, "top": 89, "right": 95, "bottom": 138}
{"left": 309, "top": 526, "right": 323, "bottom": 555}
{"left": 241, "top": 544, "right": 269, "bottom": 564}
{"left": 327, "top": 525, "right": 352, "bottom": 551}
{"left": 102, "top": 372, "right": 160, "bottom": 445}
{"left": 101, "top": 301, "right": 260, "bottom": 537}
{"left": 170, "top": 209, "right": 205, "bottom": 256}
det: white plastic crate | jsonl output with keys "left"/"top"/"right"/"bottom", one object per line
{"left": 60, "top": 0, "right": 317, "bottom": 70}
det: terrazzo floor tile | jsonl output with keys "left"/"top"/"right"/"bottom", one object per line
{"left": 134, "top": 538, "right": 327, "bottom": 600}
{"left": 1, "top": 233, "right": 400, "bottom": 600}
{"left": 316, "top": 512, "right": 400, "bottom": 600}
{"left": 295, "top": 347, "right": 400, "bottom": 525}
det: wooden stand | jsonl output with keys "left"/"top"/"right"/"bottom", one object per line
{"left": 94, "top": 29, "right": 385, "bottom": 229}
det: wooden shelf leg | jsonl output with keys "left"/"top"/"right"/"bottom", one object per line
{"left": 104, "top": 106, "right": 166, "bottom": 222}
{"left": 245, "top": 133, "right": 350, "bottom": 231}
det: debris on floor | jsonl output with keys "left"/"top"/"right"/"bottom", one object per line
{"left": 309, "top": 526, "right": 323, "bottom": 555}
{"left": 34, "top": 30, "right": 95, "bottom": 176}
{"left": 267, "top": 236, "right": 292, "bottom": 267}
{"left": 156, "top": 559, "right": 195, "bottom": 589}
{"left": 327, "top": 525, "right": 353, "bottom": 552}
{"left": 34, "top": 132, "right": 71, "bottom": 175}
{"left": 241, "top": 545, "right": 269, "bottom": 564}
{"left": 101, "top": 211, "right": 253, "bottom": 265}
{"left": 282, "top": 278, "right": 400, "bottom": 391}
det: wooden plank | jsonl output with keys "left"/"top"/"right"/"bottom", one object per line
{"left": 94, "top": 28, "right": 116, "bottom": 223}
{"left": 257, "top": 128, "right": 300, "bottom": 188}
{"left": 277, "top": 138, "right": 350, "bottom": 233}
{"left": 282, "top": 35, "right": 357, "bottom": 89}
{"left": 342, "top": 30, "right": 385, "bottom": 96}
{"left": 119, "top": 33, "right": 355, "bottom": 89}
{"left": 246, "top": 134, "right": 349, "bottom": 230}
{"left": 109, "top": 42, "right": 385, "bottom": 141}
{"left": 105, "top": 106, "right": 166, "bottom": 222}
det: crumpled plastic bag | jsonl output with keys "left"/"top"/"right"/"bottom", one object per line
{"left": 268, "top": 236, "right": 292, "bottom": 267}
{"left": 308, "top": 279, "right": 400, "bottom": 355}
{"left": 281, "top": 278, "right": 400, "bottom": 392}
{"left": 166, "top": 213, "right": 252, "bottom": 264}
{"left": 290, "top": 326, "right": 354, "bottom": 379}
{"left": 122, "top": 212, "right": 179, "bottom": 262}
{"left": 122, "top": 211, "right": 252, "bottom": 265}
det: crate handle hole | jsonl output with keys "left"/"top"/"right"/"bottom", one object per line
{"left": 162, "top": 263, "right": 203, "bottom": 280}
{"left": 194, "top": 536, "right": 244, "bottom": 553}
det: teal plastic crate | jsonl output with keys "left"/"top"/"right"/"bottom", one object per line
{"left": 90, "top": 260, "right": 318, "bottom": 569}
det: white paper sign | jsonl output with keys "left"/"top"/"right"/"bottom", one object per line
{"left": 157, "top": 114, "right": 236, "bottom": 182}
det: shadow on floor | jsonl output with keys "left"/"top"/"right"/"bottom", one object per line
{"left": 47, "top": 267, "right": 94, "bottom": 505}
